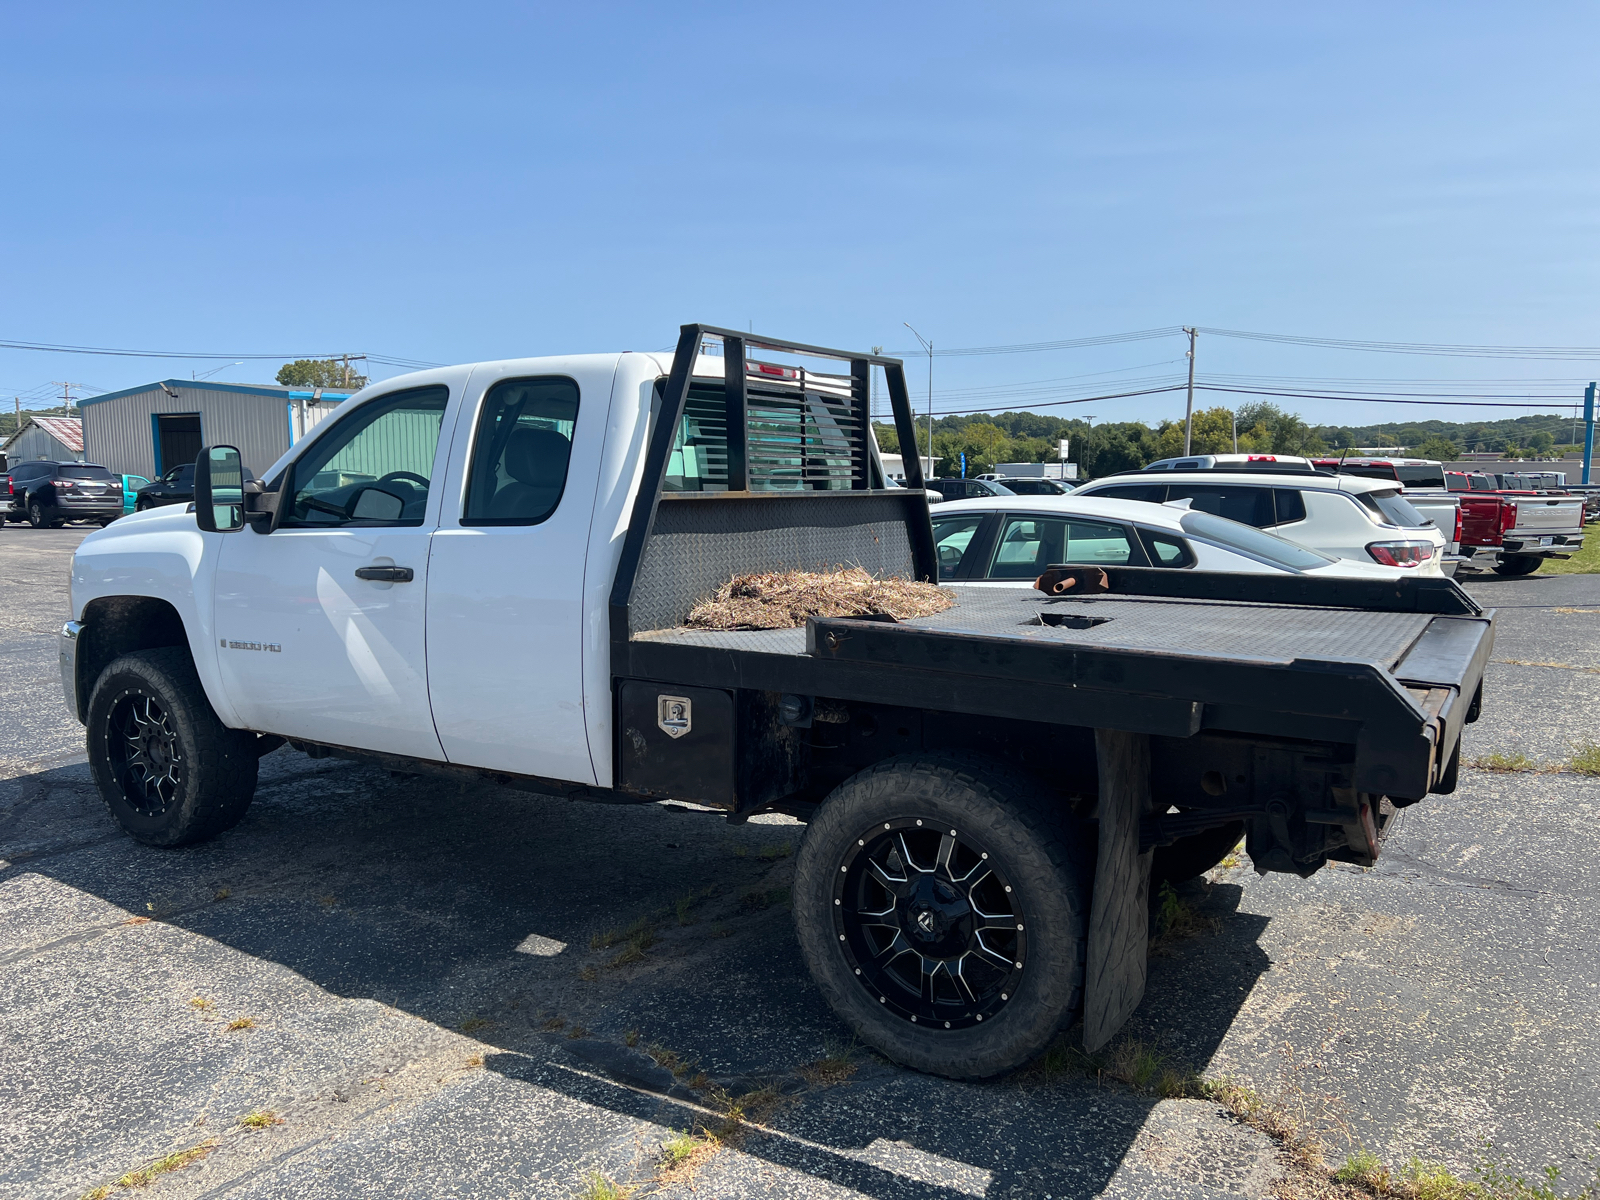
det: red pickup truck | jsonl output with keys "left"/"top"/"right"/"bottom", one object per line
{"left": 1442, "top": 471, "right": 1587, "bottom": 575}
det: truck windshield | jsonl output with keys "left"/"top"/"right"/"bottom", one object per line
{"left": 1360, "top": 489, "right": 1430, "bottom": 528}
{"left": 1396, "top": 465, "right": 1445, "bottom": 487}
{"left": 1176, "top": 510, "right": 1333, "bottom": 570}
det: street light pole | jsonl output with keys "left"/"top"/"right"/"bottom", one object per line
{"left": 904, "top": 323, "right": 934, "bottom": 478}
{"left": 1182, "top": 327, "right": 1197, "bottom": 455}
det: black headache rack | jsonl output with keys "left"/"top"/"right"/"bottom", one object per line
{"left": 608, "top": 323, "right": 936, "bottom": 667}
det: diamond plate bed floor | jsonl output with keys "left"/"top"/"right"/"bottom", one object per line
{"left": 635, "top": 585, "right": 1434, "bottom": 669}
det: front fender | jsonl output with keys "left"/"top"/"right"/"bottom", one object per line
{"left": 69, "top": 506, "right": 242, "bottom": 728}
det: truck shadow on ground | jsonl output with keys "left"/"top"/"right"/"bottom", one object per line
{"left": 6, "top": 750, "right": 1273, "bottom": 1199}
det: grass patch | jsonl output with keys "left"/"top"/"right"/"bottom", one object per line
{"left": 109, "top": 1139, "right": 220, "bottom": 1189}
{"left": 706, "top": 1083, "right": 789, "bottom": 1140}
{"left": 541, "top": 1016, "right": 567, "bottom": 1032}
{"left": 213, "top": 887, "right": 231, "bottom": 901}
{"left": 595, "top": 916, "right": 657, "bottom": 967}
{"left": 576, "top": 1171, "right": 634, "bottom": 1200}
{"left": 755, "top": 841, "right": 793, "bottom": 861}
{"left": 740, "top": 886, "right": 790, "bottom": 912}
{"left": 1569, "top": 741, "right": 1600, "bottom": 776}
{"left": 238, "top": 1109, "right": 283, "bottom": 1129}
{"left": 623, "top": 1028, "right": 640, "bottom": 1047}
{"left": 578, "top": 966, "right": 598, "bottom": 982}
{"left": 567, "top": 1024, "right": 588, "bottom": 1040}
{"left": 1218, "top": 839, "right": 1245, "bottom": 870}
{"left": 465, "top": 1054, "right": 484, "bottom": 1069}
{"left": 797, "top": 1039, "right": 859, "bottom": 1087}
{"left": 224, "top": 1016, "right": 255, "bottom": 1032}
{"left": 1150, "top": 881, "right": 1221, "bottom": 954}
{"left": 656, "top": 1128, "right": 721, "bottom": 1181}
{"left": 187, "top": 996, "right": 215, "bottom": 1012}
{"left": 1203, "top": 1078, "right": 1325, "bottom": 1173}
{"left": 1468, "top": 752, "right": 1539, "bottom": 773}
{"left": 1532, "top": 537, "right": 1600, "bottom": 575}
{"left": 458, "top": 1016, "right": 492, "bottom": 1035}
{"left": 645, "top": 1043, "right": 696, "bottom": 1079}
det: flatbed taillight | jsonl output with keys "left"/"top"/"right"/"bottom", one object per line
{"left": 1454, "top": 506, "right": 1463, "bottom": 544}
{"left": 1367, "top": 540, "right": 1432, "bottom": 567}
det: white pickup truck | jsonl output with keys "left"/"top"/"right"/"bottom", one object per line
{"left": 60, "top": 325, "right": 1496, "bottom": 1078}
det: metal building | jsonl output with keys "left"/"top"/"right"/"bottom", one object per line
{"left": 78, "top": 380, "right": 352, "bottom": 480}
{"left": 3, "top": 415, "right": 85, "bottom": 467}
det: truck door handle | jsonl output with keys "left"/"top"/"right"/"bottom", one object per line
{"left": 354, "top": 566, "right": 414, "bottom": 582}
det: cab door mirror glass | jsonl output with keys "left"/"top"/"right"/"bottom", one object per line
{"left": 194, "top": 446, "right": 245, "bottom": 532}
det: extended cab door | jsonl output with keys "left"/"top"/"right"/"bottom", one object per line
{"left": 424, "top": 363, "right": 605, "bottom": 786}
{"left": 213, "top": 381, "right": 459, "bottom": 757}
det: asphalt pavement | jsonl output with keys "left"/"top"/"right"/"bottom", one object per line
{"left": 3, "top": 525, "right": 1597, "bottom": 1200}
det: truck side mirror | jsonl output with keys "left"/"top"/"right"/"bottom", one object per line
{"left": 195, "top": 446, "right": 245, "bottom": 532}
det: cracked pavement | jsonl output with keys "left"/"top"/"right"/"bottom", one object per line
{"left": 3, "top": 526, "right": 1598, "bottom": 1199}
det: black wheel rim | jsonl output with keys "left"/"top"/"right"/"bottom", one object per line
{"left": 833, "top": 818, "right": 1025, "bottom": 1030}
{"left": 106, "top": 692, "right": 183, "bottom": 816}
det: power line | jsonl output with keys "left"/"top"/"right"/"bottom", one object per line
{"left": 883, "top": 327, "right": 1183, "bottom": 358}
{"left": 0, "top": 337, "right": 444, "bottom": 370}
{"left": 1198, "top": 327, "right": 1600, "bottom": 361}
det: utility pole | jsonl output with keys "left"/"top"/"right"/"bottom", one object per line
{"left": 1181, "top": 327, "right": 1197, "bottom": 455}
{"left": 341, "top": 354, "right": 351, "bottom": 389}
{"left": 51, "top": 382, "right": 77, "bottom": 413}
{"left": 904, "top": 323, "right": 934, "bottom": 477}
{"left": 1231, "top": 410, "right": 1238, "bottom": 453}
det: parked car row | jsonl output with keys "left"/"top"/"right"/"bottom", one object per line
{"left": 3, "top": 460, "right": 188, "bottom": 527}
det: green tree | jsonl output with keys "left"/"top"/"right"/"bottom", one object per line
{"left": 1527, "top": 430, "right": 1555, "bottom": 457}
{"left": 275, "top": 359, "right": 368, "bottom": 390}
{"left": 1411, "top": 435, "right": 1459, "bottom": 461}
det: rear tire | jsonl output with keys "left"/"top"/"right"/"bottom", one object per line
{"left": 87, "top": 648, "right": 259, "bottom": 847}
{"left": 793, "top": 754, "right": 1088, "bottom": 1080}
{"left": 1494, "top": 554, "right": 1542, "bottom": 576}
{"left": 28, "top": 500, "right": 49, "bottom": 528}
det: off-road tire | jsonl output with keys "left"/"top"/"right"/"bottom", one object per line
{"left": 87, "top": 648, "right": 259, "bottom": 847}
{"left": 1152, "top": 820, "right": 1245, "bottom": 886}
{"left": 1494, "top": 554, "right": 1542, "bottom": 576}
{"left": 793, "top": 754, "right": 1089, "bottom": 1080}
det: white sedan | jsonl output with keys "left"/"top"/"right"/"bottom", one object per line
{"left": 929, "top": 496, "right": 1428, "bottom": 584}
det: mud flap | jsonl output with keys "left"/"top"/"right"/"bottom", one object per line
{"left": 1083, "top": 728, "right": 1153, "bottom": 1054}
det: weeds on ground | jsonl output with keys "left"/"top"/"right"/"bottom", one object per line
{"left": 458, "top": 1016, "right": 491, "bottom": 1034}
{"left": 1218, "top": 839, "right": 1245, "bottom": 870}
{"left": 187, "top": 996, "right": 215, "bottom": 1012}
{"left": 797, "top": 1039, "right": 860, "bottom": 1087}
{"left": 655, "top": 1128, "right": 720, "bottom": 1181}
{"left": 224, "top": 1016, "right": 255, "bottom": 1032}
{"left": 101, "top": 1140, "right": 219, "bottom": 1190}
{"left": 213, "top": 887, "right": 231, "bottom": 901}
{"left": 541, "top": 1015, "right": 567, "bottom": 1032}
{"left": 567, "top": 1025, "right": 588, "bottom": 1040}
{"left": 578, "top": 966, "right": 598, "bottom": 982}
{"left": 593, "top": 915, "right": 657, "bottom": 967}
{"left": 1568, "top": 741, "right": 1600, "bottom": 776}
{"left": 706, "top": 1083, "right": 788, "bottom": 1141}
{"left": 646, "top": 1043, "right": 693, "bottom": 1079}
{"left": 465, "top": 1054, "right": 484, "bottom": 1069}
{"left": 1149, "top": 881, "right": 1222, "bottom": 954}
{"left": 1468, "top": 752, "right": 1539, "bottom": 773}
{"left": 238, "top": 1110, "right": 283, "bottom": 1129}
{"left": 623, "top": 1028, "right": 640, "bottom": 1047}
{"left": 740, "top": 886, "right": 790, "bottom": 912}
{"left": 576, "top": 1170, "right": 634, "bottom": 1200}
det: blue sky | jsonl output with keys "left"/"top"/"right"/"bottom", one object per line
{"left": 4, "top": 2, "right": 1599, "bottom": 430}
